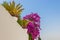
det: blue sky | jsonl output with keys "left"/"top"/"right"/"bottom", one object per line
{"left": 0, "top": 0, "right": 60, "bottom": 40}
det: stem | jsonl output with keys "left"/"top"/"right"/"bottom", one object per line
{"left": 38, "top": 37, "right": 41, "bottom": 40}
{"left": 18, "top": 15, "right": 21, "bottom": 20}
{"left": 29, "top": 34, "right": 32, "bottom": 40}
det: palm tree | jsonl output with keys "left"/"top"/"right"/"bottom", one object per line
{"left": 2, "top": 1, "right": 24, "bottom": 17}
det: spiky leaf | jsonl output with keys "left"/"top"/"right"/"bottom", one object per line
{"left": 17, "top": 19, "right": 29, "bottom": 28}
{"left": 2, "top": 1, "right": 24, "bottom": 17}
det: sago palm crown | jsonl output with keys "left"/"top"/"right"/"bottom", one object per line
{"left": 2, "top": 1, "right": 24, "bottom": 17}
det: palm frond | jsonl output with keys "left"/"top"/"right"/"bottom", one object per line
{"left": 16, "top": 4, "right": 23, "bottom": 10}
{"left": 2, "top": 1, "right": 24, "bottom": 17}
{"left": 17, "top": 8, "right": 24, "bottom": 14}
{"left": 10, "top": 1, "right": 15, "bottom": 10}
{"left": 2, "top": 1, "right": 11, "bottom": 11}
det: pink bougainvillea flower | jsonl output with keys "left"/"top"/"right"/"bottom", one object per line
{"left": 23, "top": 13, "right": 40, "bottom": 29}
{"left": 23, "top": 13, "right": 40, "bottom": 40}
{"left": 27, "top": 22, "right": 40, "bottom": 39}
{"left": 23, "top": 13, "right": 40, "bottom": 22}
{"left": 34, "top": 22, "right": 40, "bottom": 28}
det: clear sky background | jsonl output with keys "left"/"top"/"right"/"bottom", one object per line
{"left": 0, "top": 0, "right": 60, "bottom": 40}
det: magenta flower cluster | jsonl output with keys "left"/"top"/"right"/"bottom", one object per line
{"left": 23, "top": 13, "right": 40, "bottom": 28}
{"left": 23, "top": 13, "right": 40, "bottom": 22}
{"left": 27, "top": 22, "right": 39, "bottom": 40}
{"left": 23, "top": 13, "right": 40, "bottom": 40}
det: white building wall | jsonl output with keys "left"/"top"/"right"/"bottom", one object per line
{"left": 0, "top": 5, "right": 28, "bottom": 40}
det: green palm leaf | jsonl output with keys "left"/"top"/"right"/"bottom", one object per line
{"left": 2, "top": 1, "right": 11, "bottom": 11}
{"left": 10, "top": 1, "right": 15, "bottom": 10}
{"left": 2, "top": 1, "right": 24, "bottom": 17}
{"left": 17, "top": 19, "right": 29, "bottom": 28}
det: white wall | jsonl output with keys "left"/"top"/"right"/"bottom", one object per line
{"left": 0, "top": 5, "right": 28, "bottom": 40}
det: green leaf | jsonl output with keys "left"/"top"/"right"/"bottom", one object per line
{"left": 17, "top": 19, "right": 23, "bottom": 26}
{"left": 2, "top": 1, "right": 11, "bottom": 11}
{"left": 2, "top": 1, "right": 24, "bottom": 17}
{"left": 10, "top": 1, "right": 15, "bottom": 10}
{"left": 17, "top": 19, "right": 28, "bottom": 28}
